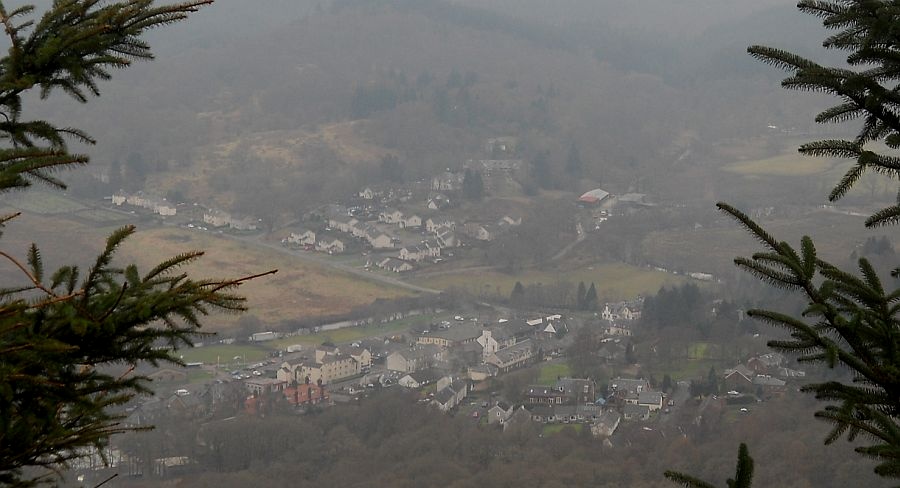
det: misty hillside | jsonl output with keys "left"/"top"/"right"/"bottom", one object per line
{"left": 33, "top": 0, "right": 840, "bottom": 224}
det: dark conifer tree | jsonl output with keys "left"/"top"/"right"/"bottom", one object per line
{"left": 585, "top": 282, "right": 599, "bottom": 311}
{"left": 510, "top": 281, "right": 525, "bottom": 305}
{"left": 666, "top": 443, "right": 754, "bottom": 488}
{"left": 671, "top": 0, "right": 900, "bottom": 484}
{"left": 0, "top": 2, "right": 273, "bottom": 486}
{"left": 462, "top": 168, "right": 484, "bottom": 200}
{"left": 565, "top": 141, "right": 582, "bottom": 178}
{"left": 576, "top": 281, "right": 587, "bottom": 310}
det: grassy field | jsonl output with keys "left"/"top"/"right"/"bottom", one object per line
{"left": 178, "top": 344, "right": 272, "bottom": 365}
{"left": 641, "top": 209, "right": 891, "bottom": 276}
{"left": 687, "top": 342, "right": 715, "bottom": 360}
{"left": 722, "top": 152, "right": 834, "bottom": 177}
{"left": 5, "top": 190, "right": 88, "bottom": 214}
{"left": 268, "top": 315, "right": 434, "bottom": 348}
{"left": 0, "top": 190, "right": 430, "bottom": 332}
{"left": 114, "top": 227, "right": 411, "bottom": 330}
{"left": 413, "top": 262, "right": 687, "bottom": 301}
{"left": 187, "top": 368, "right": 216, "bottom": 383}
{"left": 537, "top": 362, "right": 571, "bottom": 385}
{"left": 73, "top": 207, "right": 133, "bottom": 224}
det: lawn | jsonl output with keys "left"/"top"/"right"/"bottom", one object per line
{"left": 413, "top": 262, "right": 686, "bottom": 301}
{"left": 687, "top": 342, "right": 714, "bottom": 360}
{"left": 537, "top": 362, "right": 571, "bottom": 386}
{"left": 175, "top": 343, "right": 272, "bottom": 365}
{"left": 187, "top": 368, "right": 216, "bottom": 383}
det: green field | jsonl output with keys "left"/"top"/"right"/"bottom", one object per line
{"left": 687, "top": 342, "right": 715, "bottom": 360}
{"left": 723, "top": 152, "right": 833, "bottom": 177}
{"left": 641, "top": 209, "right": 886, "bottom": 276}
{"left": 269, "top": 315, "right": 437, "bottom": 348}
{"left": 178, "top": 344, "right": 272, "bottom": 365}
{"left": 413, "top": 263, "right": 686, "bottom": 301}
{"left": 5, "top": 190, "right": 88, "bottom": 214}
{"left": 537, "top": 362, "right": 571, "bottom": 386}
{"left": 73, "top": 208, "right": 131, "bottom": 223}
{"left": 188, "top": 368, "right": 216, "bottom": 383}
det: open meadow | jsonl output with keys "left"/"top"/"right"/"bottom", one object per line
{"left": 0, "top": 197, "right": 411, "bottom": 332}
{"left": 413, "top": 262, "right": 687, "bottom": 301}
{"left": 115, "top": 227, "right": 411, "bottom": 329}
{"left": 722, "top": 151, "right": 835, "bottom": 177}
{"left": 640, "top": 209, "right": 900, "bottom": 276}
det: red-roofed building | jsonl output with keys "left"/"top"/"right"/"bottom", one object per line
{"left": 283, "top": 384, "right": 329, "bottom": 406}
{"left": 578, "top": 188, "right": 610, "bottom": 205}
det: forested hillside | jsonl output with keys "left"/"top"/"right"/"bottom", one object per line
{"left": 110, "top": 391, "right": 886, "bottom": 488}
{"left": 32, "top": 0, "right": 839, "bottom": 225}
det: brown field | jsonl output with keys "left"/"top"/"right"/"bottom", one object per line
{"left": 114, "top": 228, "right": 410, "bottom": 329}
{"left": 0, "top": 211, "right": 409, "bottom": 332}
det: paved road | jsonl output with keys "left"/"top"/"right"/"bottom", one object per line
{"left": 658, "top": 381, "right": 690, "bottom": 427}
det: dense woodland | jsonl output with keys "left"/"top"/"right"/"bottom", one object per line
{"left": 101, "top": 391, "right": 886, "bottom": 488}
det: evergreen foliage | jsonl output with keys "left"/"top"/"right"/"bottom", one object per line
{"left": 576, "top": 281, "right": 587, "bottom": 310}
{"left": 0, "top": 2, "right": 273, "bottom": 486}
{"left": 462, "top": 168, "right": 484, "bottom": 200}
{"left": 509, "top": 280, "right": 525, "bottom": 305}
{"left": 584, "top": 282, "right": 598, "bottom": 310}
{"left": 672, "top": 0, "right": 900, "bottom": 484}
{"left": 748, "top": 1, "right": 900, "bottom": 231}
{"left": 564, "top": 141, "right": 582, "bottom": 177}
{"left": 665, "top": 443, "right": 754, "bottom": 488}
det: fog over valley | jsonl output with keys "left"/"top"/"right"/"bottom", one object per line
{"left": 1, "top": 1, "right": 899, "bottom": 487}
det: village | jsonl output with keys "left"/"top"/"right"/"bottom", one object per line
{"left": 86, "top": 287, "right": 810, "bottom": 479}
{"left": 86, "top": 138, "right": 776, "bottom": 480}
{"left": 108, "top": 136, "right": 662, "bottom": 277}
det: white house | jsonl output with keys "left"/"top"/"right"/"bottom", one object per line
{"left": 379, "top": 208, "right": 404, "bottom": 224}
{"left": 426, "top": 218, "right": 456, "bottom": 233}
{"left": 368, "top": 233, "right": 395, "bottom": 249}
{"left": 434, "top": 225, "right": 458, "bottom": 248}
{"left": 358, "top": 187, "right": 376, "bottom": 200}
{"left": 328, "top": 215, "right": 358, "bottom": 233}
{"left": 112, "top": 192, "right": 176, "bottom": 216}
{"left": 315, "top": 237, "right": 345, "bottom": 254}
{"left": 377, "top": 257, "right": 413, "bottom": 273}
{"left": 402, "top": 213, "right": 422, "bottom": 229}
{"left": 203, "top": 209, "right": 257, "bottom": 230}
{"left": 287, "top": 229, "right": 316, "bottom": 246}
